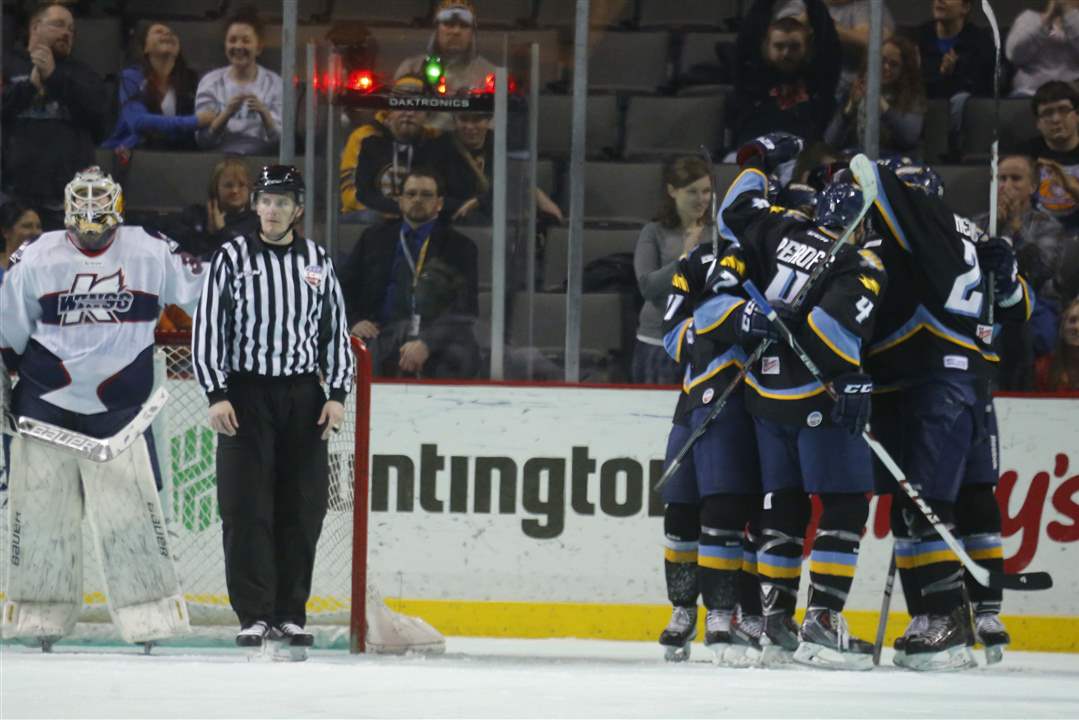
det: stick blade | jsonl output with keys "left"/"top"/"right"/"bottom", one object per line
{"left": 991, "top": 570, "right": 1053, "bottom": 591}
{"left": 848, "top": 153, "right": 879, "bottom": 206}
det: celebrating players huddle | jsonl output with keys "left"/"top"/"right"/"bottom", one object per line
{"left": 656, "top": 133, "right": 1035, "bottom": 672}
{"left": 0, "top": 163, "right": 353, "bottom": 660}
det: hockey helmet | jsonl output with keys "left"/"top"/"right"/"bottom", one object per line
{"left": 815, "top": 181, "right": 864, "bottom": 230}
{"left": 895, "top": 165, "right": 945, "bottom": 199}
{"left": 252, "top": 165, "right": 305, "bottom": 205}
{"left": 877, "top": 156, "right": 915, "bottom": 173}
{"left": 64, "top": 166, "right": 124, "bottom": 245}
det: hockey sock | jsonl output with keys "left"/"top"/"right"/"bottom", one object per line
{"left": 739, "top": 518, "right": 763, "bottom": 617}
{"left": 663, "top": 503, "right": 700, "bottom": 607}
{"left": 758, "top": 489, "right": 811, "bottom": 616}
{"left": 698, "top": 494, "right": 757, "bottom": 612}
{"left": 891, "top": 494, "right": 925, "bottom": 617}
{"left": 956, "top": 484, "right": 1004, "bottom": 614}
{"left": 904, "top": 497, "right": 965, "bottom": 616}
{"left": 807, "top": 493, "right": 869, "bottom": 612}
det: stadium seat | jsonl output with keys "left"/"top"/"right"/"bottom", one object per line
{"left": 536, "top": 94, "right": 621, "bottom": 158}
{"left": 331, "top": 0, "right": 433, "bottom": 26}
{"left": 151, "top": 20, "right": 225, "bottom": 75}
{"left": 474, "top": 30, "right": 562, "bottom": 88}
{"left": 231, "top": 0, "right": 329, "bottom": 21}
{"left": 535, "top": 0, "right": 636, "bottom": 28}
{"left": 581, "top": 32, "right": 671, "bottom": 93}
{"left": 960, "top": 98, "right": 1038, "bottom": 162}
{"left": 583, "top": 161, "right": 664, "bottom": 223}
{"left": 463, "top": 225, "right": 494, "bottom": 290}
{"left": 123, "top": 0, "right": 223, "bottom": 20}
{"left": 479, "top": 0, "right": 535, "bottom": 28}
{"left": 123, "top": 152, "right": 275, "bottom": 212}
{"left": 71, "top": 18, "right": 125, "bottom": 79}
{"left": 622, "top": 95, "right": 724, "bottom": 160}
{"left": 677, "top": 32, "right": 737, "bottom": 85}
{"left": 542, "top": 226, "right": 640, "bottom": 290}
{"left": 509, "top": 291, "right": 626, "bottom": 370}
{"left": 935, "top": 165, "right": 992, "bottom": 219}
{"left": 922, "top": 98, "right": 951, "bottom": 164}
{"left": 637, "top": 0, "right": 738, "bottom": 29}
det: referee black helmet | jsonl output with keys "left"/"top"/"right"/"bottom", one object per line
{"left": 254, "top": 165, "right": 305, "bottom": 204}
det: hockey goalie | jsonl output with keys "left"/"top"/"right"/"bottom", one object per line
{"left": 0, "top": 167, "right": 204, "bottom": 649}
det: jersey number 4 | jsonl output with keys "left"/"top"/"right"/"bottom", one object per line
{"left": 944, "top": 238, "right": 984, "bottom": 317}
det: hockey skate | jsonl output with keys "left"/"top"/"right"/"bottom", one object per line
{"left": 759, "top": 612, "right": 800, "bottom": 666}
{"left": 892, "top": 614, "right": 928, "bottom": 669}
{"left": 659, "top": 606, "right": 697, "bottom": 662}
{"left": 236, "top": 620, "right": 271, "bottom": 651}
{"left": 793, "top": 608, "right": 874, "bottom": 671}
{"left": 725, "top": 612, "right": 763, "bottom": 667}
{"left": 702, "top": 609, "right": 734, "bottom": 665}
{"left": 974, "top": 613, "right": 1010, "bottom": 666}
{"left": 270, "top": 622, "right": 314, "bottom": 662}
{"left": 902, "top": 607, "right": 978, "bottom": 672}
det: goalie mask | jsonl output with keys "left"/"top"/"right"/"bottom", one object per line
{"left": 65, "top": 166, "right": 124, "bottom": 249}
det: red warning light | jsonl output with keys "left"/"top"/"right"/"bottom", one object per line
{"left": 347, "top": 70, "right": 375, "bottom": 92}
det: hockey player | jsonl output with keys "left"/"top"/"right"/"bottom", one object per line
{"left": 713, "top": 136, "right": 887, "bottom": 670}
{"left": 657, "top": 228, "right": 764, "bottom": 665}
{"left": 0, "top": 166, "right": 203, "bottom": 649}
{"left": 863, "top": 162, "right": 1033, "bottom": 671}
{"left": 192, "top": 166, "right": 354, "bottom": 657}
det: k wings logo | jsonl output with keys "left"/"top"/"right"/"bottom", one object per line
{"left": 58, "top": 270, "right": 135, "bottom": 325}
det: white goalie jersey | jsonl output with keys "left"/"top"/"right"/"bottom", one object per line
{"left": 0, "top": 226, "right": 206, "bottom": 416}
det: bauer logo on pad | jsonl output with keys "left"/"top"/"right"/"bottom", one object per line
{"left": 762, "top": 357, "right": 780, "bottom": 375}
{"left": 304, "top": 265, "right": 324, "bottom": 289}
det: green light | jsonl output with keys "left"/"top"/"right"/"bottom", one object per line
{"left": 423, "top": 55, "right": 443, "bottom": 84}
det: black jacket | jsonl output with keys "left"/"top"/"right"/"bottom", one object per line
{"left": 915, "top": 21, "right": 997, "bottom": 99}
{"left": 155, "top": 204, "right": 259, "bottom": 259}
{"left": 428, "top": 131, "right": 494, "bottom": 220}
{"left": 731, "top": 0, "right": 842, "bottom": 148}
{"left": 2, "top": 48, "right": 110, "bottom": 206}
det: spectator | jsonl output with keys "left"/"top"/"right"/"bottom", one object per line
{"left": 776, "top": 0, "right": 895, "bottom": 89}
{"left": 339, "top": 75, "right": 437, "bottom": 223}
{"left": 103, "top": 23, "right": 215, "bottom": 156}
{"left": 395, "top": 0, "right": 495, "bottom": 130}
{"left": 826, "top": 35, "right": 926, "bottom": 157}
{"left": 430, "top": 110, "right": 564, "bottom": 224}
{"left": 914, "top": 0, "right": 996, "bottom": 136}
{"left": 195, "top": 6, "right": 282, "bottom": 155}
{"left": 1027, "top": 81, "right": 1079, "bottom": 228}
{"left": 1006, "top": 0, "right": 1079, "bottom": 98}
{"left": 729, "top": 0, "right": 842, "bottom": 152}
{"left": 631, "top": 157, "right": 713, "bottom": 385}
{"left": 340, "top": 169, "right": 480, "bottom": 379}
{"left": 1034, "top": 297, "right": 1079, "bottom": 390}
{"left": 1, "top": 2, "right": 109, "bottom": 230}
{"left": 160, "top": 156, "right": 258, "bottom": 260}
{"left": 0, "top": 202, "right": 42, "bottom": 280}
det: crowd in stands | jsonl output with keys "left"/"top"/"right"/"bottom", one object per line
{"left": 2, "top": 0, "right": 1079, "bottom": 388}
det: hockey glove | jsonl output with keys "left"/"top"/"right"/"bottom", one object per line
{"left": 736, "top": 299, "right": 802, "bottom": 348}
{"left": 735, "top": 132, "right": 805, "bottom": 172}
{"left": 977, "top": 236, "right": 1021, "bottom": 307}
{"left": 829, "top": 373, "right": 873, "bottom": 435}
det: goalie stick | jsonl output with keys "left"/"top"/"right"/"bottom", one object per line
{"left": 741, "top": 279, "right": 1053, "bottom": 592}
{"left": 3, "top": 386, "right": 169, "bottom": 463}
{"left": 655, "top": 153, "right": 879, "bottom": 490}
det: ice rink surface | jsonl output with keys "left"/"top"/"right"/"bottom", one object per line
{"left": 3, "top": 637, "right": 1079, "bottom": 719}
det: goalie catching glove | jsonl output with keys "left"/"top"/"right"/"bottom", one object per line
{"left": 829, "top": 372, "right": 873, "bottom": 435}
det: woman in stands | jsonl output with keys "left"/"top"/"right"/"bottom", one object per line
{"left": 0, "top": 201, "right": 42, "bottom": 281}
{"left": 825, "top": 35, "right": 926, "bottom": 158}
{"left": 1035, "top": 297, "right": 1079, "bottom": 390}
{"left": 1006, "top": 0, "right": 1079, "bottom": 98}
{"left": 162, "top": 156, "right": 257, "bottom": 261}
{"left": 103, "top": 23, "right": 217, "bottom": 157}
{"left": 631, "top": 156, "right": 713, "bottom": 385}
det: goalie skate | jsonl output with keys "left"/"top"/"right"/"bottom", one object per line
{"left": 974, "top": 613, "right": 1010, "bottom": 666}
{"left": 659, "top": 606, "right": 697, "bottom": 662}
{"left": 793, "top": 608, "right": 874, "bottom": 671}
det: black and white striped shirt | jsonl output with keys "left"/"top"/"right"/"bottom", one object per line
{"left": 192, "top": 233, "right": 355, "bottom": 404}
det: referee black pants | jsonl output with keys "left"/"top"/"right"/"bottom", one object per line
{"left": 216, "top": 374, "right": 328, "bottom": 628}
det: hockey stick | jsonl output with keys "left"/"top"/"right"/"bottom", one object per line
{"left": 982, "top": 0, "right": 1002, "bottom": 325}
{"left": 655, "top": 153, "right": 879, "bottom": 490}
{"left": 3, "top": 386, "right": 169, "bottom": 463}
{"left": 872, "top": 548, "right": 898, "bottom": 666}
{"left": 742, "top": 279, "right": 1052, "bottom": 592}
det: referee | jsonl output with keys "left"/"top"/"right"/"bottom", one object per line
{"left": 191, "top": 165, "right": 355, "bottom": 651}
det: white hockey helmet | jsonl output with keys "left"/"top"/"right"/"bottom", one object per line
{"left": 64, "top": 166, "right": 124, "bottom": 245}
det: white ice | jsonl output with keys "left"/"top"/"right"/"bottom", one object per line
{"left": 2, "top": 638, "right": 1078, "bottom": 719}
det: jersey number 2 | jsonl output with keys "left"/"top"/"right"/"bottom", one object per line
{"left": 944, "top": 239, "right": 983, "bottom": 317}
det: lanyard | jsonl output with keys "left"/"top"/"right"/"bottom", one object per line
{"left": 399, "top": 227, "right": 431, "bottom": 287}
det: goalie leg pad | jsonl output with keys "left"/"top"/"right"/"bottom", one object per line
{"left": 80, "top": 435, "right": 190, "bottom": 643}
{"left": 2, "top": 435, "right": 83, "bottom": 640}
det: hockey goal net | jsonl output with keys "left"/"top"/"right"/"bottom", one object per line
{"left": 0, "top": 333, "right": 443, "bottom": 654}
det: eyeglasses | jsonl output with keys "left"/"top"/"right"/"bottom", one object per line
{"left": 43, "top": 19, "right": 75, "bottom": 32}
{"left": 402, "top": 190, "right": 437, "bottom": 199}
{"left": 1037, "top": 105, "right": 1076, "bottom": 120}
